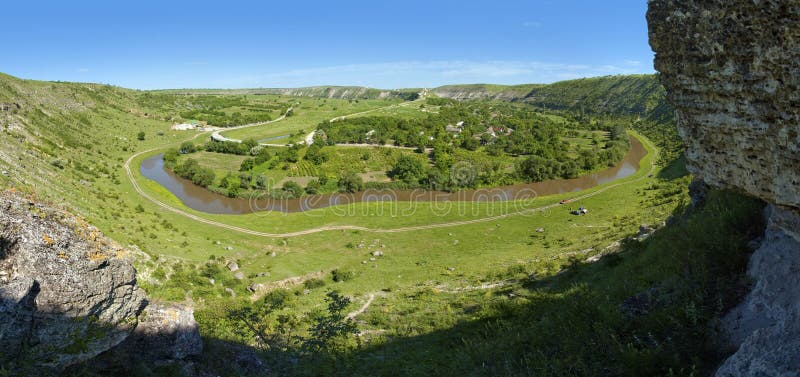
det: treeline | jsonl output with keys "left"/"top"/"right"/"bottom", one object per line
{"left": 178, "top": 109, "right": 273, "bottom": 127}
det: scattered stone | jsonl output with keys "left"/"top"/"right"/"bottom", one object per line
{"left": 361, "top": 260, "right": 367, "bottom": 264}
{"left": 447, "top": 267, "right": 456, "bottom": 272}
{"left": 302, "top": 289, "right": 310, "bottom": 295}
{"left": 248, "top": 283, "right": 264, "bottom": 293}
{"left": 371, "top": 250, "right": 383, "bottom": 257}
{"left": 535, "top": 227, "right": 545, "bottom": 233}
{"left": 214, "top": 241, "right": 221, "bottom": 245}
{"left": 453, "top": 239, "right": 459, "bottom": 245}
{"left": 208, "top": 278, "right": 215, "bottom": 286}
{"left": 586, "top": 254, "right": 604, "bottom": 263}
{"left": 270, "top": 251, "right": 277, "bottom": 257}
{"left": 224, "top": 246, "right": 233, "bottom": 251}
{"left": 227, "top": 262, "right": 239, "bottom": 271}
{"left": 233, "top": 271, "right": 245, "bottom": 280}
{"left": 224, "top": 288, "right": 236, "bottom": 297}
{"left": 369, "top": 257, "right": 376, "bottom": 261}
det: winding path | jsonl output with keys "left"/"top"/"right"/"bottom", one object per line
{"left": 346, "top": 293, "right": 376, "bottom": 320}
{"left": 124, "top": 105, "right": 658, "bottom": 238}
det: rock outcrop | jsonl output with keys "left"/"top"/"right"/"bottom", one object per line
{"left": 648, "top": 0, "right": 800, "bottom": 208}
{"left": 123, "top": 303, "right": 202, "bottom": 361}
{"left": 0, "top": 192, "right": 201, "bottom": 372}
{"left": 648, "top": 1, "right": 800, "bottom": 375}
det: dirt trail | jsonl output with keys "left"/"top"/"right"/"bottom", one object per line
{"left": 124, "top": 105, "right": 658, "bottom": 238}
{"left": 346, "top": 293, "right": 376, "bottom": 320}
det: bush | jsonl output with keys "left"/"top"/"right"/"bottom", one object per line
{"left": 331, "top": 269, "right": 355, "bottom": 282}
{"left": 337, "top": 172, "right": 363, "bottom": 193}
{"left": 303, "top": 278, "right": 326, "bottom": 289}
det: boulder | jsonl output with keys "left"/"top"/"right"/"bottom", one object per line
{"left": 0, "top": 192, "right": 203, "bottom": 372}
{"left": 112, "top": 303, "right": 202, "bottom": 361}
{"left": 0, "top": 193, "right": 146, "bottom": 369}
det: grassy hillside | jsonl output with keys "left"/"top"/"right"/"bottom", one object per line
{"left": 432, "top": 83, "right": 544, "bottom": 101}
{"left": 0, "top": 72, "right": 754, "bottom": 377}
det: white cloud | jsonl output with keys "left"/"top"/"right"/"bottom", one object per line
{"left": 77, "top": 68, "right": 89, "bottom": 73}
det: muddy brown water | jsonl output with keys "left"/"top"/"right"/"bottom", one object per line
{"left": 140, "top": 137, "right": 646, "bottom": 214}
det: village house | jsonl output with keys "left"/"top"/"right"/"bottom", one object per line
{"left": 170, "top": 123, "right": 196, "bottom": 131}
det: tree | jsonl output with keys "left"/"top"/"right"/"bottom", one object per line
{"left": 305, "top": 179, "right": 322, "bottom": 194}
{"left": 282, "top": 181, "right": 303, "bottom": 198}
{"left": 240, "top": 158, "right": 255, "bottom": 171}
{"left": 303, "top": 290, "right": 358, "bottom": 353}
{"left": 239, "top": 172, "right": 252, "bottom": 189}
{"left": 461, "top": 137, "right": 479, "bottom": 151}
{"left": 391, "top": 155, "right": 426, "bottom": 185}
{"left": 242, "top": 138, "right": 259, "bottom": 151}
{"left": 137, "top": 131, "right": 145, "bottom": 141}
{"left": 163, "top": 148, "right": 179, "bottom": 167}
{"left": 227, "top": 290, "right": 298, "bottom": 352}
{"left": 337, "top": 172, "right": 363, "bottom": 193}
{"left": 192, "top": 168, "right": 215, "bottom": 187}
{"left": 179, "top": 141, "right": 196, "bottom": 154}
{"left": 305, "top": 144, "right": 327, "bottom": 165}
{"left": 254, "top": 175, "right": 268, "bottom": 190}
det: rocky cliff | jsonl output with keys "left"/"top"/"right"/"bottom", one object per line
{"left": 648, "top": 1, "right": 800, "bottom": 375}
{"left": 0, "top": 191, "right": 201, "bottom": 373}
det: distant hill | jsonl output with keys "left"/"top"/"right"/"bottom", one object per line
{"left": 521, "top": 75, "right": 673, "bottom": 122}
{"left": 432, "top": 75, "right": 672, "bottom": 121}
{"left": 156, "top": 86, "right": 421, "bottom": 101}
{"left": 431, "top": 83, "right": 544, "bottom": 101}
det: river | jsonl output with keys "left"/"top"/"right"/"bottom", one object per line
{"left": 140, "top": 137, "right": 646, "bottom": 214}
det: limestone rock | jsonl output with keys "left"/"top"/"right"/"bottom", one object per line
{"left": 0, "top": 193, "right": 147, "bottom": 369}
{"left": 716, "top": 206, "right": 800, "bottom": 376}
{"left": 648, "top": 0, "right": 800, "bottom": 209}
{"left": 114, "top": 303, "right": 202, "bottom": 361}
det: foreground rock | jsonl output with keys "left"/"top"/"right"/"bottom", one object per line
{"left": 648, "top": 0, "right": 800, "bottom": 208}
{"left": 648, "top": 1, "right": 800, "bottom": 375}
{"left": 0, "top": 192, "right": 147, "bottom": 368}
{"left": 0, "top": 192, "right": 200, "bottom": 371}
{"left": 717, "top": 206, "right": 800, "bottom": 376}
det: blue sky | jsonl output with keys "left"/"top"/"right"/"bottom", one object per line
{"left": 1, "top": 0, "right": 654, "bottom": 89}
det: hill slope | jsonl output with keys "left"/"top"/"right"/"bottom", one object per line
{"left": 155, "top": 86, "right": 421, "bottom": 100}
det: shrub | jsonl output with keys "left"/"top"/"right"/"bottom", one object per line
{"left": 331, "top": 269, "right": 355, "bottom": 282}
